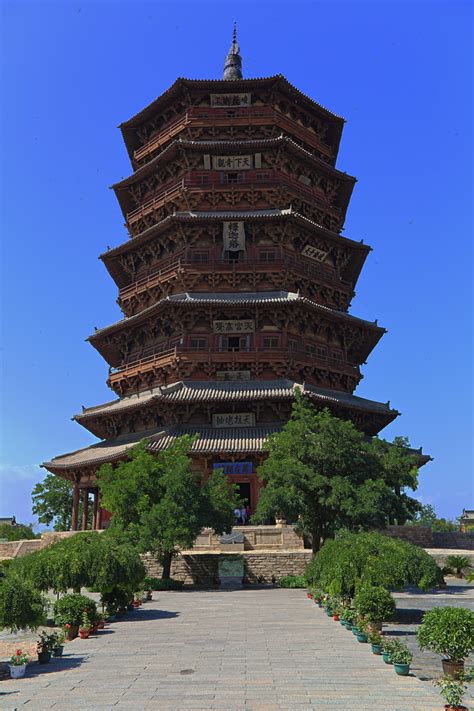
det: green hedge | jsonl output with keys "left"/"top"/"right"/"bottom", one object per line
{"left": 143, "top": 577, "right": 184, "bottom": 590}
{"left": 279, "top": 575, "right": 306, "bottom": 588}
{"left": 305, "top": 531, "right": 441, "bottom": 597}
{"left": 53, "top": 593, "right": 98, "bottom": 627}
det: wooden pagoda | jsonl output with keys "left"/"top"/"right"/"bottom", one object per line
{"left": 43, "top": 31, "right": 409, "bottom": 529}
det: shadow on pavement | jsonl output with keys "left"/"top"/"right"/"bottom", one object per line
{"left": 23, "top": 655, "right": 84, "bottom": 677}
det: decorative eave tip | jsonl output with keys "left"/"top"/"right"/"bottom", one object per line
{"left": 223, "top": 21, "right": 242, "bottom": 80}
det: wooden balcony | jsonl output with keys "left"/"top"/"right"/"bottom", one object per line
{"left": 133, "top": 106, "right": 334, "bottom": 166}
{"left": 107, "top": 345, "right": 360, "bottom": 391}
{"left": 125, "top": 169, "right": 341, "bottom": 231}
{"left": 118, "top": 252, "right": 352, "bottom": 305}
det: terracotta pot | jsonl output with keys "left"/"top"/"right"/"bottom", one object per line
{"left": 444, "top": 706, "right": 468, "bottom": 710}
{"left": 332, "top": 614, "right": 339, "bottom": 621}
{"left": 442, "top": 659, "right": 464, "bottom": 679}
{"left": 98, "top": 620, "right": 105, "bottom": 629}
{"left": 79, "top": 629, "right": 90, "bottom": 639}
{"left": 307, "top": 593, "right": 313, "bottom": 599}
{"left": 64, "top": 625, "right": 79, "bottom": 641}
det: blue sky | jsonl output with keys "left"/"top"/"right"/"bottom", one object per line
{"left": 0, "top": 0, "right": 472, "bottom": 526}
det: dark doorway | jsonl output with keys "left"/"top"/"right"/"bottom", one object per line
{"left": 236, "top": 482, "right": 251, "bottom": 508}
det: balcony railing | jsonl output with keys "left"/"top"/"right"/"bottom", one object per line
{"left": 108, "top": 345, "right": 359, "bottom": 382}
{"left": 133, "top": 106, "right": 334, "bottom": 165}
{"left": 126, "top": 169, "right": 340, "bottom": 228}
{"left": 118, "top": 252, "right": 351, "bottom": 303}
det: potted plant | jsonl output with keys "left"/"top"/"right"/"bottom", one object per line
{"left": 54, "top": 593, "right": 98, "bottom": 640}
{"left": 389, "top": 639, "right": 413, "bottom": 675}
{"left": 417, "top": 607, "right": 474, "bottom": 678}
{"left": 8, "top": 649, "right": 31, "bottom": 678}
{"left": 445, "top": 555, "right": 472, "bottom": 579}
{"left": 381, "top": 636, "right": 396, "bottom": 664}
{"left": 52, "top": 631, "right": 65, "bottom": 657}
{"left": 343, "top": 608, "right": 357, "bottom": 630}
{"left": 37, "top": 631, "right": 56, "bottom": 664}
{"left": 355, "top": 618, "right": 369, "bottom": 643}
{"left": 368, "top": 630, "right": 383, "bottom": 655}
{"left": 79, "top": 610, "right": 92, "bottom": 639}
{"left": 354, "top": 585, "right": 396, "bottom": 632}
{"left": 434, "top": 673, "right": 471, "bottom": 710}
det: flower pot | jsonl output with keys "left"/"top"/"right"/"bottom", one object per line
{"left": 90, "top": 625, "right": 99, "bottom": 634}
{"left": 325, "top": 608, "right": 333, "bottom": 617}
{"left": 79, "top": 630, "right": 90, "bottom": 639}
{"left": 382, "top": 652, "right": 393, "bottom": 664}
{"left": 339, "top": 619, "right": 346, "bottom": 626}
{"left": 332, "top": 614, "right": 339, "bottom": 621}
{"left": 98, "top": 620, "right": 105, "bottom": 629}
{"left": 52, "top": 646, "right": 64, "bottom": 657}
{"left": 146, "top": 592, "right": 152, "bottom": 601}
{"left": 9, "top": 664, "right": 26, "bottom": 679}
{"left": 37, "top": 651, "right": 52, "bottom": 664}
{"left": 444, "top": 706, "right": 469, "bottom": 710}
{"left": 351, "top": 626, "right": 360, "bottom": 635}
{"left": 356, "top": 632, "right": 368, "bottom": 643}
{"left": 442, "top": 660, "right": 464, "bottom": 679}
{"left": 64, "top": 625, "right": 79, "bottom": 641}
{"left": 393, "top": 662, "right": 410, "bottom": 676}
{"left": 307, "top": 593, "right": 313, "bottom": 599}
{"left": 317, "top": 601, "right": 323, "bottom": 608}
{"left": 371, "top": 643, "right": 383, "bottom": 655}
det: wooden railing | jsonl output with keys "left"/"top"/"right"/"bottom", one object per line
{"left": 133, "top": 106, "right": 334, "bottom": 164}
{"left": 126, "top": 169, "right": 340, "bottom": 227}
{"left": 108, "top": 346, "right": 358, "bottom": 381}
{"left": 118, "top": 253, "right": 351, "bottom": 302}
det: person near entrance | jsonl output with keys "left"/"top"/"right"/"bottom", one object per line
{"left": 240, "top": 506, "right": 247, "bottom": 525}
{"left": 234, "top": 506, "right": 242, "bottom": 524}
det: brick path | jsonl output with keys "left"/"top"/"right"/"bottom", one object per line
{"left": 0, "top": 588, "right": 454, "bottom": 711}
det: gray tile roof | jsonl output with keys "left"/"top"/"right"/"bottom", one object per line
{"left": 75, "top": 379, "right": 396, "bottom": 422}
{"left": 89, "top": 291, "right": 382, "bottom": 341}
{"left": 42, "top": 423, "right": 283, "bottom": 471}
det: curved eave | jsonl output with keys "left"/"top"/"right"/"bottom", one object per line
{"left": 119, "top": 75, "right": 345, "bottom": 160}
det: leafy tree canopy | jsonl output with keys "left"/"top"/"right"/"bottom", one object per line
{"left": 97, "top": 437, "right": 236, "bottom": 578}
{"left": 0, "top": 523, "right": 38, "bottom": 541}
{"left": 253, "top": 395, "right": 421, "bottom": 550}
{"left": 0, "top": 575, "right": 47, "bottom": 632}
{"left": 305, "top": 531, "right": 441, "bottom": 597}
{"left": 408, "top": 503, "right": 458, "bottom": 532}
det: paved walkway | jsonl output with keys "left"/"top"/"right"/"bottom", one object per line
{"left": 0, "top": 588, "right": 453, "bottom": 711}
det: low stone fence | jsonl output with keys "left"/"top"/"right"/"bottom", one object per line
{"left": 193, "top": 525, "right": 304, "bottom": 551}
{"left": 379, "top": 525, "right": 433, "bottom": 547}
{"left": 142, "top": 550, "right": 313, "bottom": 585}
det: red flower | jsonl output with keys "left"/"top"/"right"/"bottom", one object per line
{"left": 16, "top": 649, "right": 21, "bottom": 655}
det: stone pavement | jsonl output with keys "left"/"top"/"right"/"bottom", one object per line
{"left": 0, "top": 588, "right": 455, "bottom": 711}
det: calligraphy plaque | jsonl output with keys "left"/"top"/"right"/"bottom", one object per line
{"left": 301, "top": 244, "right": 328, "bottom": 262}
{"left": 216, "top": 371, "right": 251, "bottom": 381}
{"left": 212, "top": 462, "right": 254, "bottom": 475}
{"left": 223, "top": 221, "right": 245, "bottom": 251}
{"left": 212, "top": 413, "right": 255, "bottom": 428}
{"left": 212, "top": 155, "right": 253, "bottom": 170}
{"left": 210, "top": 93, "right": 251, "bottom": 107}
{"left": 213, "top": 320, "right": 255, "bottom": 333}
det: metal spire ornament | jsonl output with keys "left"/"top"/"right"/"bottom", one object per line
{"left": 223, "top": 22, "right": 242, "bottom": 80}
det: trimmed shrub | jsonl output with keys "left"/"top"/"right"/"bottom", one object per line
{"left": 304, "top": 531, "right": 441, "bottom": 597}
{"left": 279, "top": 575, "right": 306, "bottom": 588}
{"left": 354, "top": 584, "right": 396, "bottom": 623}
{"left": 0, "top": 523, "right": 38, "bottom": 541}
{"left": 0, "top": 575, "right": 47, "bottom": 632}
{"left": 143, "top": 577, "right": 184, "bottom": 591}
{"left": 53, "top": 593, "right": 97, "bottom": 627}
{"left": 417, "top": 607, "right": 474, "bottom": 662}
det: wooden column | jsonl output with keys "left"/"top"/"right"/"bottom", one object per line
{"left": 92, "top": 488, "right": 99, "bottom": 530}
{"left": 71, "top": 484, "right": 80, "bottom": 531}
{"left": 81, "top": 488, "right": 89, "bottom": 531}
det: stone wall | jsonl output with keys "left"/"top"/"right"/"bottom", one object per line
{"left": 192, "top": 525, "right": 304, "bottom": 551}
{"left": 142, "top": 550, "right": 313, "bottom": 585}
{"left": 379, "top": 525, "right": 434, "bottom": 547}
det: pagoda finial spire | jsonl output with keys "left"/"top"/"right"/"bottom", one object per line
{"left": 223, "top": 21, "right": 242, "bottom": 80}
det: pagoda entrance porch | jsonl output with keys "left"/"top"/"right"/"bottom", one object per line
{"left": 71, "top": 485, "right": 104, "bottom": 531}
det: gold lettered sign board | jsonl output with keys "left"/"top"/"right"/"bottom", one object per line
{"left": 212, "top": 155, "right": 253, "bottom": 170}
{"left": 223, "top": 222, "right": 245, "bottom": 251}
{"left": 212, "top": 413, "right": 255, "bottom": 428}
{"left": 218, "top": 555, "right": 244, "bottom": 578}
{"left": 302, "top": 244, "right": 328, "bottom": 262}
{"left": 213, "top": 320, "right": 255, "bottom": 333}
{"left": 210, "top": 93, "right": 251, "bottom": 107}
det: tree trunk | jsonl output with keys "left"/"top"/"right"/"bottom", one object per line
{"left": 311, "top": 528, "right": 323, "bottom": 553}
{"left": 162, "top": 552, "right": 173, "bottom": 579}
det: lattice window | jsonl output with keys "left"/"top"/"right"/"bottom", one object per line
{"left": 259, "top": 249, "right": 276, "bottom": 262}
{"left": 263, "top": 336, "right": 279, "bottom": 349}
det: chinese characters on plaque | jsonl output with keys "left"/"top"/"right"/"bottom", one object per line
{"left": 212, "top": 462, "right": 254, "bottom": 475}
{"left": 212, "top": 413, "right": 255, "bottom": 428}
{"left": 212, "top": 155, "right": 253, "bottom": 170}
{"left": 210, "top": 93, "right": 251, "bottom": 107}
{"left": 223, "top": 222, "right": 245, "bottom": 252}
{"left": 216, "top": 371, "right": 251, "bottom": 381}
{"left": 213, "top": 320, "right": 255, "bottom": 333}
{"left": 301, "top": 244, "right": 329, "bottom": 263}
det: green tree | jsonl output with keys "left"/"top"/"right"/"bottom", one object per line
{"left": 253, "top": 396, "right": 403, "bottom": 551}
{"left": 32, "top": 473, "right": 93, "bottom": 531}
{"left": 408, "top": 504, "right": 458, "bottom": 532}
{"left": 97, "top": 437, "right": 236, "bottom": 578}
{"left": 0, "top": 575, "right": 47, "bottom": 632}
{"left": 0, "top": 523, "right": 38, "bottom": 541}
{"left": 371, "top": 436, "right": 422, "bottom": 525}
